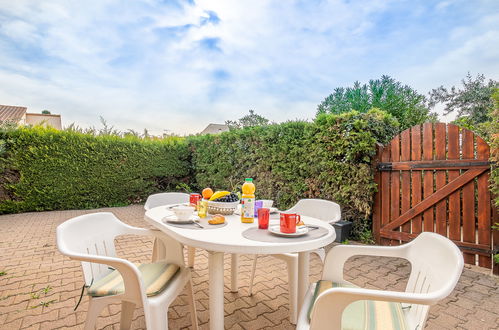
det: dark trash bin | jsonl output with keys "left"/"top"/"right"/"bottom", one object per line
{"left": 332, "top": 220, "right": 352, "bottom": 242}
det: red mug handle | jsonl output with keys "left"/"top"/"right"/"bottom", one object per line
{"left": 296, "top": 214, "right": 301, "bottom": 224}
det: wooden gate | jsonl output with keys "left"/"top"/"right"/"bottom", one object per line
{"left": 372, "top": 123, "right": 498, "bottom": 273}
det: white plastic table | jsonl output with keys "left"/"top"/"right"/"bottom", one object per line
{"left": 145, "top": 206, "right": 335, "bottom": 330}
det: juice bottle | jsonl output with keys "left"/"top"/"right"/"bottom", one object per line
{"left": 241, "top": 178, "right": 256, "bottom": 223}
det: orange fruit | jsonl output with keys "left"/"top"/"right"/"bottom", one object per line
{"left": 202, "top": 187, "right": 214, "bottom": 199}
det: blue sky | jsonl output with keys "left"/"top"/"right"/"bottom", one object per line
{"left": 0, "top": 0, "right": 498, "bottom": 135}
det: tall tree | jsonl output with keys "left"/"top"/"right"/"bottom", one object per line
{"left": 225, "top": 110, "right": 270, "bottom": 130}
{"left": 429, "top": 73, "right": 498, "bottom": 125}
{"left": 317, "top": 75, "right": 435, "bottom": 130}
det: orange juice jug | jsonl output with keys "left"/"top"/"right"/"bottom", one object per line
{"left": 241, "top": 178, "right": 256, "bottom": 223}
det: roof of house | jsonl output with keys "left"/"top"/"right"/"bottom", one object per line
{"left": 200, "top": 123, "right": 230, "bottom": 135}
{"left": 0, "top": 105, "right": 27, "bottom": 121}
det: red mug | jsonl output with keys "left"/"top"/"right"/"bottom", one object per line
{"left": 280, "top": 213, "right": 301, "bottom": 233}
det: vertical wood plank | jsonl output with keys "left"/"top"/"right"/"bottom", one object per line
{"left": 462, "top": 129, "right": 476, "bottom": 264}
{"left": 422, "top": 123, "right": 434, "bottom": 232}
{"left": 372, "top": 145, "right": 383, "bottom": 244}
{"left": 476, "top": 137, "right": 491, "bottom": 267}
{"left": 493, "top": 205, "right": 499, "bottom": 275}
{"left": 390, "top": 135, "right": 400, "bottom": 245}
{"left": 380, "top": 145, "right": 392, "bottom": 245}
{"left": 447, "top": 125, "right": 461, "bottom": 242}
{"left": 400, "top": 129, "right": 411, "bottom": 238}
{"left": 434, "top": 123, "right": 447, "bottom": 236}
{"left": 411, "top": 125, "right": 422, "bottom": 235}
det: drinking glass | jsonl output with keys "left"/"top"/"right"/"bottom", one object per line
{"left": 258, "top": 208, "right": 270, "bottom": 229}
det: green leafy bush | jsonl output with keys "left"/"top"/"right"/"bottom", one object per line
{"left": 0, "top": 126, "right": 190, "bottom": 213}
{"left": 0, "top": 110, "right": 399, "bottom": 239}
{"left": 190, "top": 110, "right": 399, "bottom": 238}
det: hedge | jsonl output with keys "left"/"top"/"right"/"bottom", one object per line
{"left": 0, "top": 110, "right": 399, "bottom": 238}
{"left": 490, "top": 90, "right": 499, "bottom": 209}
{"left": 190, "top": 109, "right": 399, "bottom": 236}
{"left": 0, "top": 127, "right": 191, "bottom": 213}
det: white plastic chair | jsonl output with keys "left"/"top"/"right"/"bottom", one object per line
{"left": 56, "top": 212, "right": 198, "bottom": 330}
{"left": 249, "top": 199, "right": 341, "bottom": 324}
{"left": 144, "top": 192, "right": 197, "bottom": 268}
{"left": 297, "top": 232, "right": 464, "bottom": 330}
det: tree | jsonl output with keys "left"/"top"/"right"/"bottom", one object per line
{"left": 429, "top": 73, "right": 498, "bottom": 125}
{"left": 41, "top": 110, "right": 51, "bottom": 114}
{"left": 225, "top": 110, "right": 270, "bottom": 130}
{"left": 317, "top": 75, "right": 435, "bottom": 131}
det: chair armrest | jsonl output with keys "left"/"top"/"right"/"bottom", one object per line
{"left": 322, "top": 244, "right": 408, "bottom": 282}
{"left": 120, "top": 223, "right": 158, "bottom": 237}
{"left": 64, "top": 252, "right": 147, "bottom": 303}
{"left": 309, "top": 287, "right": 438, "bottom": 330}
{"left": 119, "top": 224, "right": 185, "bottom": 265}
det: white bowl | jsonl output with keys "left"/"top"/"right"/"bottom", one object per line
{"left": 172, "top": 205, "right": 195, "bottom": 221}
{"left": 260, "top": 199, "right": 274, "bottom": 208}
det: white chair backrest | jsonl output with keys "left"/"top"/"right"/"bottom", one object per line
{"left": 403, "top": 232, "right": 464, "bottom": 327}
{"left": 144, "top": 192, "right": 189, "bottom": 210}
{"left": 286, "top": 199, "right": 341, "bottom": 224}
{"left": 57, "top": 212, "right": 129, "bottom": 285}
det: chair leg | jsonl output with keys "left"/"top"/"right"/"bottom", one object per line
{"left": 187, "top": 246, "right": 196, "bottom": 268}
{"left": 286, "top": 258, "right": 298, "bottom": 324}
{"left": 152, "top": 238, "right": 165, "bottom": 262}
{"left": 84, "top": 297, "right": 108, "bottom": 330}
{"left": 185, "top": 278, "right": 199, "bottom": 330}
{"left": 120, "top": 301, "right": 135, "bottom": 330}
{"left": 248, "top": 255, "right": 258, "bottom": 296}
{"left": 145, "top": 305, "right": 168, "bottom": 330}
{"left": 312, "top": 248, "right": 326, "bottom": 263}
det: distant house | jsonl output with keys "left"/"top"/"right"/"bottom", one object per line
{"left": 200, "top": 123, "right": 229, "bottom": 135}
{"left": 0, "top": 105, "right": 62, "bottom": 129}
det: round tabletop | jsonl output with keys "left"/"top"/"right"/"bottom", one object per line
{"left": 144, "top": 206, "right": 336, "bottom": 254}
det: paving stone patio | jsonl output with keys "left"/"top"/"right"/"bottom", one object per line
{"left": 0, "top": 205, "right": 498, "bottom": 330}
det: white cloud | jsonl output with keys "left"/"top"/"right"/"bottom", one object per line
{"left": 0, "top": 0, "right": 497, "bottom": 135}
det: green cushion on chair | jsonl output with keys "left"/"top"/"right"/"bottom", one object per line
{"left": 308, "top": 280, "right": 409, "bottom": 330}
{"left": 87, "top": 262, "right": 180, "bottom": 297}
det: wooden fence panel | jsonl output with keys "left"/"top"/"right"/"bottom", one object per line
{"left": 411, "top": 126, "right": 422, "bottom": 235}
{"left": 447, "top": 125, "right": 461, "bottom": 242}
{"left": 461, "top": 129, "right": 475, "bottom": 264}
{"left": 400, "top": 129, "right": 411, "bottom": 238}
{"left": 381, "top": 145, "right": 391, "bottom": 245}
{"left": 373, "top": 123, "right": 496, "bottom": 272}
{"left": 434, "top": 123, "right": 447, "bottom": 236}
{"left": 390, "top": 136, "right": 400, "bottom": 246}
{"left": 423, "top": 123, "right": 434, "bottom": 232}
{"left": 477, "top": 136, "right": 491, "bottom": 267}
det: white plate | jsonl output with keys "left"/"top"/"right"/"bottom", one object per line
{"left": 162, "top": 211, "right": 200, "bottom": 223}
{"left": 268, "top": 225, "right": 309, "bottom": 237}
{"left": 165, "top": 203, "right": 189, "bottom": 210}
{"left": 234, "top": 206, "right": 279, "bottom": 215}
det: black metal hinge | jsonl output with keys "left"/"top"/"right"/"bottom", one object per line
{"left": 377, "top": 162, "right": 392, "bottom": 171}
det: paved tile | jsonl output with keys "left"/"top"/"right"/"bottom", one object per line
{"left": 0, "top": 205, "right": 498, "bottom": 329}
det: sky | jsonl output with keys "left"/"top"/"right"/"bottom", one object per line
{"left": 0, "top": 0, "right": 498, "bottom": 135}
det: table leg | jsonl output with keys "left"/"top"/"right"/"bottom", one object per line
{"left": 208, "top": 251, "right": 225, "bottom": 330}
{"left": 231, "top": 253, "right": 239, "bottom": 292}
{"left": 297, "top": 251, "right": 310, "bottom": 313}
